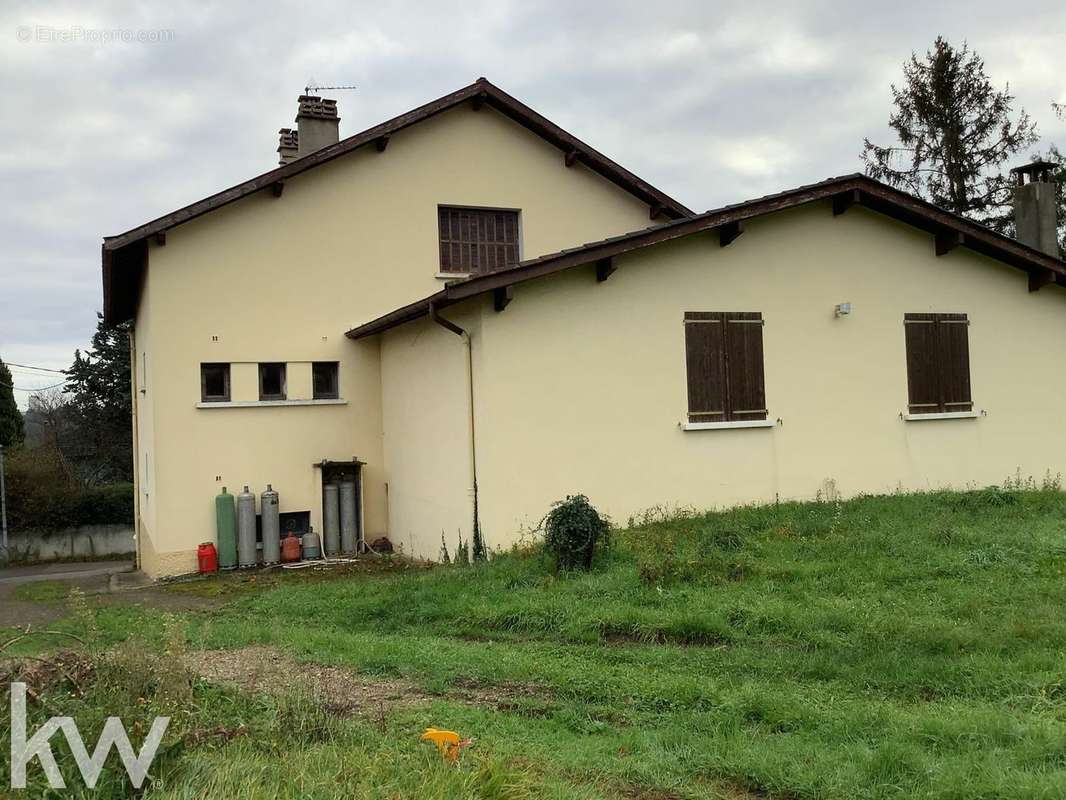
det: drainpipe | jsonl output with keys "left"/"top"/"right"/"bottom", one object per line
{"left": 429, "top": 303, "right": 479, "bottom": 547}
{"left": 128, "top": 328, "right": 142, "bottom": 571}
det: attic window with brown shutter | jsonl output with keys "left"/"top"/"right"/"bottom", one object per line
{"left": 438, "top": 206, "right": 519, "bottom": 275}
{"left": 683, "top": 312, "right": 772, "bottom": 429}
{"left": 903, "top": 313, "right": 975, "bottom": 418}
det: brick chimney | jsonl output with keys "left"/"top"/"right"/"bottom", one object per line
{"left": 1011, "top": 160, "right": 1060, "bottom": 256}
{"left": 277, "top": 128, "right": 298, "bottom": 166}
{"left": 295, "top": 95, "right": 339, "bottom": 158}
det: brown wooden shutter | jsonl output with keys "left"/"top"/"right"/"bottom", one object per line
{"left": 936, "top": 314, "right": 972, "bottom": 412}
{"left": 438, "top": 207, "right": 520, "bottom": 275}
{"left": 685, "top": 312, "right": 767, "bottom": 422}
{"left": 904, "top": 313, "right": 940, "bottom": 413}
{"left": 724, "top": 313, "right": 767, "bottom": 421}
{"left": 904, "top": 312, "right": 972, "bottom": 413}
{"left": 684, "top": 312, "right": 726, "bottom": 422}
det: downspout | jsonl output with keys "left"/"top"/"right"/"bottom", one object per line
{"left": 128, "top": 328, "right": 142, "bottom": 572}
{"left": 429, "top": 303, "right": 479, "bottom": 548}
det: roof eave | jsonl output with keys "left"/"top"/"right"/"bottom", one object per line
{"left": 101, "top": 78, "right": 692, "bottom": 253}
{"left": 101, "top": 77, "right": 694, "bottom": 327}
{"left": 343, "top": 174, "right": 1066, "bottom": 340}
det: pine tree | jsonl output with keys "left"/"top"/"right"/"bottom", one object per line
{"left": 863, "top": 37, "right": 1038, "bottom": 232}
{"left": 1039, "top": 103, "right": 1066, "bottom": 255}
{"left": 0, "top": 358, "right": 25, "bottom": 447}
{"left": 1039, "top": 143, "right": 1066, "bottom": 257}
{"left": 64, "top": 314, "right": 132, "bottom": 484}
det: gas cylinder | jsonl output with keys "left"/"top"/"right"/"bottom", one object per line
{"left": 215, "top": 487, "right": 237, "bottom": 569}
{"left": 339, "top": 479, "right": 357, "bottom": 554}
{"left": 281, "top": 532, "right": 302, "bottom": 562}
{"left": 261, "top": 485, "right": 280, "bottom": 564}
{"left": 323, "top": 483, "right": 340, "bottom": 556}
{"left": 302, "top": 527, "right": 322, "bottom": 559}
{"left": 197, "top": 542, "right": 218, "bottom": 574}
{"left": 237, "top": 485, "right": 257, "bottom": 568}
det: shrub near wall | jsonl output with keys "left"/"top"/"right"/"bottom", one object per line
{"left": 3, "top": 446, "right": 133, "bottom": 532}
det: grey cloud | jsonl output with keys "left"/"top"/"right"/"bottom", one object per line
{"left": 1, "top": 0, "right": 1064, "bottom": 408}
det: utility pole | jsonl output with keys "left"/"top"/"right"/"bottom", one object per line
{"left": 0, "top": 444, "right": 7, "bottom": 554}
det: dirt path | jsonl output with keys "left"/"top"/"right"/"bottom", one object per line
{"left": 184, "top": 645, "right": 554, "bottom": 718}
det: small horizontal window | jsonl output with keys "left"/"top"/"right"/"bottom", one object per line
{"left": 200, "top": 363, "right": 230, "bottom": 402}
{"left": 312, "top": 361, "right": 339, "bottom": 399}
{"left": 259, "top": 363, "right": 286, "bottom": 401}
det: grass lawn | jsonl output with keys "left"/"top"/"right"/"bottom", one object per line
{"left": 4, "top": 487, "right": 1066, "bottom": 798}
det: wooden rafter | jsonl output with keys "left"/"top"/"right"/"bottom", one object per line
{"left": 718, "top": 220, "right": 744, "bottom": 247}
{"left": 935, "top": 230, "right": 963, "bottom": 257}
{"left": 595, "top": 257, "right": 616, "bottom": 282}
{"left": 832, "top": 189, "right": 860, "bottom": 216}
{"left": 493, "top": 285, "right": 513, "bottom": 312}
{"left": 1029, "top": 268, "right": 1056, "bottom": 292}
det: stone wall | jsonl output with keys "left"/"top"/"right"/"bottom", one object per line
{"left": 3, "top": 525, "right": 135, "bottom": 563}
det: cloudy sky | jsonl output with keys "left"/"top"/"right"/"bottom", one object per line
{"left": 2, "top": 0, "right": 1064, "bottom": 406}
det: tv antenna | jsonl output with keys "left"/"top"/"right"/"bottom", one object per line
{"left": 304, "top": 83, "right": 358, "bottom": 95}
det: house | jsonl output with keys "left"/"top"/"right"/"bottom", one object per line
{"left": 102, "top": 79, "right": 1065, "bottom": 578}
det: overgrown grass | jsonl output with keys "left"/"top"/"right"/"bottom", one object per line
{"left": 12, "top": 580, "right": 70, "bottom": 602}
{"left": 5, "top": 487, "right": 1066, "bottom": 798}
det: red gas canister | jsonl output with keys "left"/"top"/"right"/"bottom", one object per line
{"left": 281, "top": 532, "right": 302, "bottom": 563}
{"left": 198, "top": 542, "right": 219, "bottom": 574}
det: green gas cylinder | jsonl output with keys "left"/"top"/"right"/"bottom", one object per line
{"left": 215, "top": 487, "right": 238, "bottom": 569}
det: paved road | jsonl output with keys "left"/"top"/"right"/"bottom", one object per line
{"left": 0, "top": 559, "right": 133, "bottom": 586}
{"left": 0, "top": 559, "right": 134, "bottom": 628}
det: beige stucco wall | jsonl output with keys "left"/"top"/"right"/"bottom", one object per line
{"left": 380, "top": 305, "right": 483, "bottom": 557}
{"left": 380, "top": 200, "right": 1066, "bottom": 560}
{"left": 131, "top": 103, "right": 659, "bottom": 576}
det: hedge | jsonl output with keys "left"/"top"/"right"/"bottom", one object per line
{"left": 3, "top": 446, "right": 134, "bottom": 532}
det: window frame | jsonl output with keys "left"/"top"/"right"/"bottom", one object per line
{"left": 258, "top": 362, "right": 287, "bottom": 401}
{"left": 200, "top": 362, "right": 231, "bottom": 403}
{"left": 312, "top": 361, "right": 339, "bottom": 400}
{"left": 683, "top": 311, "right": 768, "bottom": 424}
{"left": 437, "top": 205, "right": 521, "bottom": 275}
{"left": 903, "top": 312, "right": 973, "bottom": 416}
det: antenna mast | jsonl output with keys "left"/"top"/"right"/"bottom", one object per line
{"left": 304, "top": 84, "right": 358, "bottom": 95}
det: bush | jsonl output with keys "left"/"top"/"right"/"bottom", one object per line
{"left": 543, "top": 494, "right": 610, "bottom": 571}
{"left": 2, "top": 446, "right": 133, "bottom": 532}
{"left": 74, "top": 483, "right": 135, "bottom": 526}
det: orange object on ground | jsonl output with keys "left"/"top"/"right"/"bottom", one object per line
{"left": 420, "top": 728, "right": 473, "bottom": 763}
{"left": 281, "top": 532, "right": 301, "bottom": 562}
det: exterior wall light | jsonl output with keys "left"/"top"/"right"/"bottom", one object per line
{"left": 834, "top": 302, "right": 852, "bottom": 318}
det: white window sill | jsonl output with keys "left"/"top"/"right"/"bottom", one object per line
{"left": 435, "top": 272, "right": 470, "bottom": 280}
{"left": 196, "top": 398, "right": 348, "bottom": 409}
{"left": 681, "top": 419, "right": 777, "bottom": 431}
{"left": 903, "top": 411, "right": 979, "bottom": 421}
